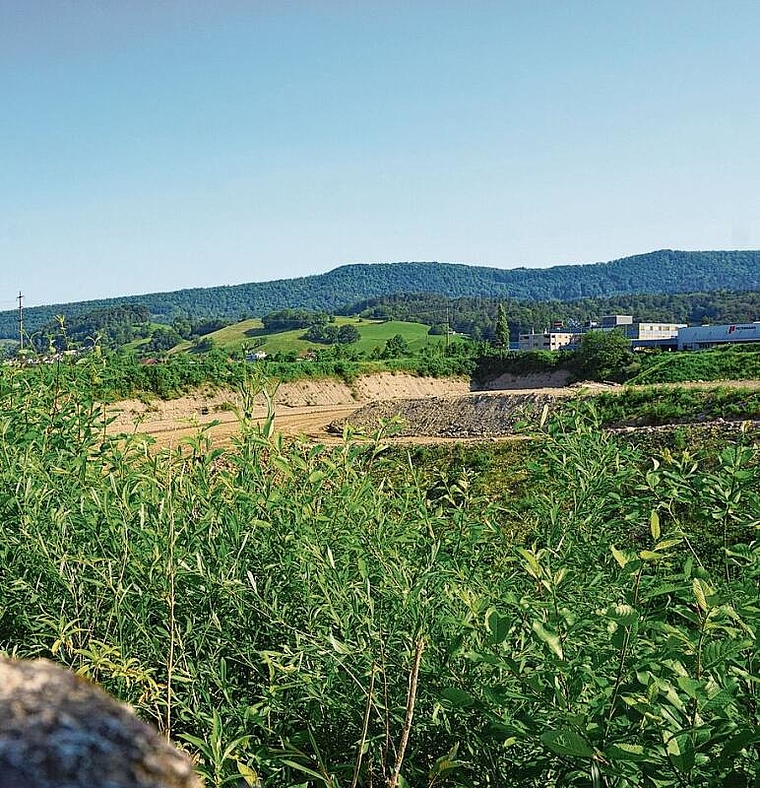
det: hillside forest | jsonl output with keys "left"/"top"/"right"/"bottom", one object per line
{"left": 1, "top": 249, "right": 759, "bottom": 340}
{"left": 4, "top": 289, "right": 759, "bottom": 360}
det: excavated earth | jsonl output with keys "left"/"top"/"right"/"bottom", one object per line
{"left": 106, "top": 373, "right": 759, "bottom": 448}
{"left": 328, "top": 391, "right": 569, "bottom": 438}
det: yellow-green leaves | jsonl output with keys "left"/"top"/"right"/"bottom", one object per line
{"left": 610, "top": 544, "right": 629, "bottom": 568}
{"left": 650, "top": 510, "right": 661, "bottom": 541}
{"left": 532, "top": 621, "right": 564, "bottom": 660}
{"left": 517, "top": 547, "right": 542, "bottom": 579}
{"left": 692, "top": 577, "right": 712, "bottom": 613}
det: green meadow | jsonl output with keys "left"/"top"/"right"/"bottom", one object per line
{"left": 176, "top": 317, "right": 465, "bottom": 356}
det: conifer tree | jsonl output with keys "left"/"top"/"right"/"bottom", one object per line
{"left": 495, "top": 303, "right": 510, "bottom": 348}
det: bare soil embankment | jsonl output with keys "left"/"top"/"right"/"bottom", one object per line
{"left": 107, "top": 372, "right": 472, "bottom": 446}
{"left": 107, "top": 373, "right": 760, "bottom": 447}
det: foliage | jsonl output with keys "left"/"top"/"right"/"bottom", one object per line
{"left": 494, "top": 303, "right": 510, "bottom": 348}
{"left": 630, "top": 344, "right": 760, "bottom": 384}
{"left": 346, "top": 289, "right": 760, "bottom": 344}
{"left": 301, "top": 321, "right": 359, "bottom": 346}
{"left": 179, "top": 316, "right": 463, "bottom": 359}
{"left": 3, "top": 250, "right": 759, "bottom": 338}
{"left": 473, "top": 343, "right": 760, "bottom": 386}
{"left": 0, "top": 360, "right": 757, "bottom": 787}
{"left": 30, "top": 304, "right": 152, "bottom": 352}
{"left": 380, "top": 334, "right": 411, "bottom": 359}
{"left": 564, "top": 386, "right": 760, "bottom": 427}
{"left": 262, "top": 309, "right": 332, "bottom": 331}
{"left": 146, "top": 326, "right": 183, "bottom": 353}
{"left": 336, "top": 324, "right": 361, "bottom": 345}
{"left": 576, "top": 330, "right": 634, "bottom": 382}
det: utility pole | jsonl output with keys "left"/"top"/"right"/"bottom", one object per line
{"left": 445, "top": 303, "right": 450, "bottom": 352}
{"left": 17, "top": 291, "right": 24, "bottom": 351}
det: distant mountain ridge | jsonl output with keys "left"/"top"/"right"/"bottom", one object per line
{"left": 1, "top": 249, "right": 758, "bottom": 339}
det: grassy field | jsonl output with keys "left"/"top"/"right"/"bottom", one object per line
{"left": 1, "top": 362, "right": 758, "bottom": 787}
{"left": 175, "top": 317, "right": 466, "bottom": 356}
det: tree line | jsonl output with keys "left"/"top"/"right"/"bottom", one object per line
{"left": 2, "top": 249, "right": 758, "bottom": 339}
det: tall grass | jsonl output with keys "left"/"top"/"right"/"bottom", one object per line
{"left": 0, "top": 358, "right": 757, "bottom": 786}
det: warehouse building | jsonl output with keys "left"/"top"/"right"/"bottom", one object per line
{"left": 677, "top": 323, "right": 760, "bottom": 350}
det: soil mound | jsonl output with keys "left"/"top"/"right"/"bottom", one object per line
{"left": 330, "top": 390, "right": 572, "bottom": 438}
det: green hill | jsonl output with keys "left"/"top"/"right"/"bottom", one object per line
{"left": 2, "top": 249, "right": 759, "bottom": 339}
{"left": 179, "top": 317, "right": 464, "bottom": 356}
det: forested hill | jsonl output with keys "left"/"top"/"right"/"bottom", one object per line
{"left": 1, "top": 249, "right": 758, "bottom": 339}
{"left": 344, "top": 290, "right": 760, "bottom": 342}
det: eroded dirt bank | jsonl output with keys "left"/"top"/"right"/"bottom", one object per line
{"left": 107, "top": 372, "right": 473, "bottom": 446}
{"left": 107, "top": 373, "right": 759, "bottom": 448}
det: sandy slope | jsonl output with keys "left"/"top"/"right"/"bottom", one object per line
{"left": 106, "top": 373, "right": 759, "bottom": 448}
{"left": 107, "top": 372, "right": 473, "bottom": 447}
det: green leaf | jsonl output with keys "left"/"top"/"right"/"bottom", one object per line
{"left": 532, "top": 621, "right": 564, "bottom": 660}
{"left": 610, "top": 544, "right": 628, "bottom": 568}
{"left": 280, "top": 760, "right": 328, "bottom": 782}
{"left": 237, "top": 762, "right": 260, "bottom": 787}
{"left": 650, "top": 510, "right": 661, "bottom": 541}
{"left": 642, "top": 582, "right": 685, "bottom": 600}
{"left": 540, "top": 729, "right": 594, "bottom": 758}
{"left": 676, "top": 675, "right": 701, "bottom": 699}
{"left": 440, "top": 687, "right": 475, "bottom": 708}
{"left": 607, "top": 603, "right": 638, "bottom": 626}
{"left": 654, "top": 537, "right": 683, "bottom": 551}
{"left": 702, "top": 639, "right": 753, "bottom": 670}
{"left": 606, "top": 742, "right": 649, "bottom": 762}
{"left": 486, "top": 608, "right": 509, "bottom": 644}
{"left": 692, "top": 578, "right": 709, "bottom": 612}
{"left": 665, "top": 733, "right": 695, "bottom": 773}
{"left": 428, "top": 743, "right": 462, "bottom": 781}
{"left": 517, "top": 547, "right": 542, "bottom": 579}
{"left": 721, "top": 729, "right": 758, "bottom": 759}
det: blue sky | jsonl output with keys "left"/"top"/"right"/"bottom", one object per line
{"left": 2, "top": 1, "right": 759, "bottom": 307}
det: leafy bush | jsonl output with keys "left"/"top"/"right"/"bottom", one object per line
{"left": 0, "top": 365, "right": 757, "bottom": 786}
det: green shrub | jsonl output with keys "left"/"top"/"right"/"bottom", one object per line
{"left": 0, "top": 367, "right": 757, "bottom": 786}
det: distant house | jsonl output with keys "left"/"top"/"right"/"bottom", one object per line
{"left": 245, "top": 351, "right": 268, "bottom": 362}
{"left": 626, "top": 322, "right": 686, "bottom": 349}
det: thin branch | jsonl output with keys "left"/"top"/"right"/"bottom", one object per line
{"left": 387, "top": 639, "right": 425, "bottom": 788}
{"left": 351, "top": 666, "right": 376, "bottom": 788}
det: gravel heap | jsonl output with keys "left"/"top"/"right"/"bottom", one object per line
{"left": 328, "top": 391, "right": 569, "bottom": 438}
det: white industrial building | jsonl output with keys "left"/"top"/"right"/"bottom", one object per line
{"left": 517, "top": 331, "right": 581, "bottom": 351}
{"left": 517, "top": 317, "right": 759, "bottom": 353}
{"left": 677, "top": 323, "right": 760, "bottom": 350}
{"left": 627, "top": 322, "right": 686, "bottom": 342}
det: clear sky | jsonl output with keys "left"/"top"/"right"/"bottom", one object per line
{"left": 2, "top": 1, "right": 760, "bottom": 308}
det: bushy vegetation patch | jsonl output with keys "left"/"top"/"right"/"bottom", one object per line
{"left": 475, "top": 343, "right": 760, "bottom": 387}
{"left": 0, "top": 366, "right": 757, "bottom": 786}
{"left": 566, "top": 386, "right": 760, "bottom": 427}
{"left": 629, "top": 345, "right": 760, "bottom": 384}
